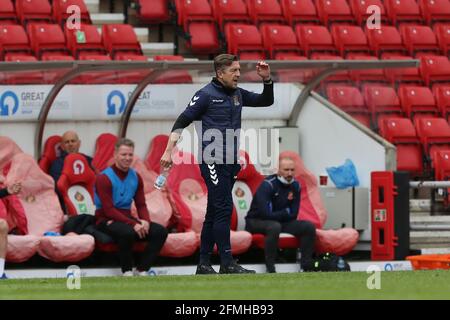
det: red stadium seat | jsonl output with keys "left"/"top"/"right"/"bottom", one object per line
{"left": 41, "top": 54, "right": 74, "bottom": 61}
{"left": 175, "top": 0, "right": 213, "bottom": 28}
{"left": 383, "top": 53, "right": 423, "bottom": 85}
{"left": 384, "top": 0, "right": 423, "bottom": 25}
{"left": 114, "top": 54, "right": 150, "bottom": 84}
{"left": 310, "top": 53, "right": 351, "bottom": 83}
{"left": 399, "top": 85, "right": 439, "bottom": 119}
{"left": 57, "top": 153, "right": 96, "bottom": 217}
{"left": 40, "top": 54, "right": 75, "bottom": 83}
{"left": 418, "top": 0, "right": 450, "bottom": 25}
{"left": 280, "top": 0, "right": 320, "bottom": 26}
{"left": 434, "top": 24, "right": 450, "bottom": 56}
{"left": 115, "top": 53, "right": 147, "bottom": 61}
{"left": 331, "top": 25, "right": 371, "bottom": 57}
{"left": 379, "top": 117, "right": 424, "bottom": 175}
{"left": 295, "top": 25, "right": 338, "bottom": 57}
{"left": 16, "top": 0, "right": 53, "bottom": 25}
{"left": 415, "top": 117, "right": 450, "bottom": 164}
{"left": 380, "top": 117, "right": 418, "bottom": 142}
{"left": 3, "top": 54, "right": 44, "bottom": 84}
{"left": 211, "top": 0, "right": 250, "bottom": 31}
{"left": 92, "top": 133, "right": 118, "bottom": 172}
{"left": 274, "top": 52, "right": 305, "bottom": 59}
{"left": 3, "top": 53, "right": 36, "bottom": 62}
{"left": 260, "top": 24, "right": 300, "bottom": 59}
{"left": 225, "top": 23, "right": 266, "bottom": 58}
{"left": 0, "top": 0, "right": 18, "bottom": 24}
{"left": 433, "top": 149, "right": 450, "bottom": 206}
{"left": 366, "top": 25, "right": 407, "bottom": 57}
{"left": 52, "top": 0, "right": 91, "bottom": 26}
{"left": 326, "top": 84, "right": 367, "bottom": 112}
{"left": 102, "top": 24, "right": 143, "bottom": 59}
{"left": 400, "top": 24, "right": 441, "bottom": 56}
{"left": 245, "top": 0, "right": 285, "bottom": 25}
{"left": 349, "top": 113, "right": 372, "bottom": 128}
{"left": 152, "top": 55, "right": 193, "bottom": 84}
{"left": 39, "top": 135, "right": 62, "bottom": 174}
{"left": 186, "top": 22, "right": 220, "bottom": 54}
{"left": 316, "top": 0, "right": 356, "bottom": 26}
{"left": 275, "top": 55, "right": 312, "bottom": 83}
{"left": 174, "top": 0, "right": 220, "bottom": 54}
{"left": 76, "top": 54, "right": 119, "bottom": 84}
{"left": 239, "top": 52, "right": 266, "bottom": 60}
{"left": 145, "top": 134, "right": 169, "bottom": 174}
{"left": 65, "top": 24, "right": 106, "bottom": 58}
{"left": 326, "top": 84, "right": 371, "bottom": 127}
{"left": 363, "top": 85, "right": 403, "bottom": 125}
{"left": 347, "top": 54, "right": 387, "bottom": 84}
{"left": 27, "top": 23, "right": 71, "bottom": 59}
{"left": 434, "top": 149, "right": 450, "bottom": 180}
{"left": 136, "top": 0, "right": 171, "bottom": 24}
{"left": 420, "top": 55, "right": 450, "bottom": 87}
{"left": 434, "top": 85, "right": 450, "bottom": 120}
{"left": 349, "top": 0, "right": 388, "bottom": 25}
{"left": 0, "top": 25, "right": 32, "bottom": 60}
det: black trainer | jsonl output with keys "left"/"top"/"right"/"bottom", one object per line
{"left": 196, "top": 264, "right": 217, "bottom": 275}
{"left": 219, "top": 261, "right": 256, "bottom": 274}
{"left": 300, "top": 259, "right": 317, "bottom": 272}
{"left": 265, "top": 263, "right": 276, "bottom": 273}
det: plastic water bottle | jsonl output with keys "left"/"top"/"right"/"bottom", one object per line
{"left": 296, "top": 249, "right": 302, "bottom": 264}
{"left": 154, "top": 168, "right": 169, "bottom": 190}
{"left": 296, "top": 249, "right": 303, "bottom": 272}
{"left": 337, "top": 256, "right": 345, "bottom": 270}
{"left": 43, "top": 231, "right": 61, "bottom": 236}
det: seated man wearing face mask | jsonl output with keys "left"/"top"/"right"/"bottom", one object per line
{"left": 245, "top": 156, "right": 316, "bottom": 273}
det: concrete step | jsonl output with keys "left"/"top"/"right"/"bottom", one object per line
{"left": 411, "top": 211, "right": 450, "bottom": 217}
{"left": 91, "top": 13, "right": 124, "bottom": 25}
{"left": 410, "top": 215, "right": 450, "bottom": 230}
{"left": 410, "top": 230, "right": 450, "bottom": 244}
{"left": 411, "top": 247, "right": 450, "bottom": 254}
{"left": 411, "top": 216, "right": 450, "bottom": 223}
{"left": 141, "top": 42, "right": 175, "bottom": 57}
{"left": 134, "top": 28, "right": 149, "bottom": 43}
{"left": 410, "top": 199, "right": 431, "bottom": 211}
{"left": 85, "top": 0, "right": 100, "bottom": 13}
{"left": 409, "top": 199, "right": 450, "bottom": 214}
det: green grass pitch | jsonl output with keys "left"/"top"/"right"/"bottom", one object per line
{"left": 1, "top": 271, "right": 450, "bottom": 299}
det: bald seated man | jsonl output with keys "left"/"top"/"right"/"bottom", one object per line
{"left": 49, "top": 131, "right": 97, "bottom": 220}
{"left": 49, "top": 131, "right": 96, "bottom": 183}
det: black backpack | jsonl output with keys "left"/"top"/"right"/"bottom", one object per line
{"left": 304, "top": 253, "right": 351, "bottom": 272}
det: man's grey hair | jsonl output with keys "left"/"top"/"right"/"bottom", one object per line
{"left": 214, "top": 54, "right": 238, "bottom": 75}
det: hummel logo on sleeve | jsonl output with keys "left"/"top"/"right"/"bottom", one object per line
{"left": 189, "top": 95, "right": 200, "bottom": 106}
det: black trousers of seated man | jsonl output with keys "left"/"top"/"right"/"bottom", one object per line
{"left": 98, "top": 221, "right": 168, "bottom": 273}
{"left": 245, "top": 218, "right": 316, "bottom": 270}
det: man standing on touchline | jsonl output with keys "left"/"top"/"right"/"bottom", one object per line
{"left": 160, "top": 54, "right": 274, "bottom": 274}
